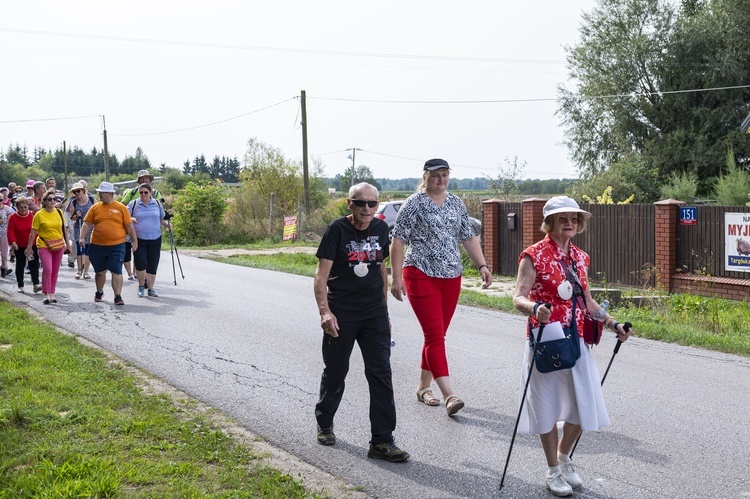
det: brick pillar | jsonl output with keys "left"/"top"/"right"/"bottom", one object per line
{"left": 654, "top": 199, "right": 686, "bottom": 292}
{"left": 522, "top": 198, "right": 548, "bottom": 249}
{"left": 482, "top": 199, "right": 502, "bottom": 274}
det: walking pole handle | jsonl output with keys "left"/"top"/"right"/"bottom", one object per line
{"left": 534, "top": 302, "right": 553, "bottom": 343}
{"left": 613, "top": 322, "right": 632, "bottom": 354}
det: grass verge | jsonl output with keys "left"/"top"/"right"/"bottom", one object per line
{"left": 220, "top": 251, "right": 750, "bottom": 357}
{"left": 0, "top": 300, "right": 322, "bottom": 498}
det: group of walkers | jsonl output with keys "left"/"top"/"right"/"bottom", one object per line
{"left": 0, "top": 170, "right": 171, "bottom": 306}
{"left": 313, "top": 158, "right": 633, "bottom": 497}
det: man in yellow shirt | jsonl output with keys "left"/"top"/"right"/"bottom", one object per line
{"left": 79, "top": 182, "right": 138, "bottom": 306}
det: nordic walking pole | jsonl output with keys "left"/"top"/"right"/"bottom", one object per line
{"left": 499, "top": 303, "right": 552, "bottom": 492}
{"left": 171, "top": 227, "right": 184, "bottom": 280}
{"left": 569, "top": 321, "right": 632, "bottom": 459}
{"left": 168, "top": 227, "right": 177, "bottom": 285}
{"left": 166, "top": 224, "right": 184, "bottom": 285}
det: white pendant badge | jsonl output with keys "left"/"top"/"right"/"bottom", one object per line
{"left": 557, "top": 280, "right": 573, "bottom": 301}
{"left": 354, "top": 262, "right": 369, "bottom": 277}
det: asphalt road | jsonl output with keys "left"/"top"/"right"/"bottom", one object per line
{"left": 2, "top": 254, "right": 749, "bottom": 498}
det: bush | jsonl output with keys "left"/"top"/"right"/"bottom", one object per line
{"left": 171, "top": 181, "right": 227, "bottom": 245}
{"left": 306, "top": 198, "right": 350, "bottom": 236}
{"left": 712, "top": 147, "right": 750, "bottom": 206}
{"left": 660, "top": 171, "right": 698, "bottom": 202}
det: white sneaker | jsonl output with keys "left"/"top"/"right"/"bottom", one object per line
{"left": 546, "top": 470, "right": 573, "bottom": 497}
{"left": 560, "top": 459, "right": 583, "bottom": 488}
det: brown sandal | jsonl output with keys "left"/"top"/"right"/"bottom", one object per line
{"left": 416, "top": 388, "right": 440, "bottom": 406}
{"left": 445, "top": 395, "right": 465, "bottom": 416}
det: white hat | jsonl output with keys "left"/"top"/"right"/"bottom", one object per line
{"left": 69, "top": 182, "right": 85, "bottom": 193}
{"left": 542, "top": 196, "right": 591, "bottom": 220}
{"left": 96, "top": 181, "right": 116, "bottom": 193}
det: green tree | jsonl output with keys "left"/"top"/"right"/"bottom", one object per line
{"left": 242, "top": 138, "right": 327, "bottom": 214}
{"left": 4, "top": 143, "right": 30, "bottom": 167}
{"left": 489, "top": 156, "right": 526, "bottom": 199}
{"left": 558, "top": 0, "right": 750, "bottom": 187}
{"left": 120, "top": 147, "right": 152, "bottom": 175}
{"left": 558, "top": 0, "right": 674, "bottom": 175}
{"left": 338, "top": 165, "right": 381, "bottom": 193}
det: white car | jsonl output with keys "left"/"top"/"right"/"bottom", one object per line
{"left": 375, "top": 200, "right": 481, "bottom": 239}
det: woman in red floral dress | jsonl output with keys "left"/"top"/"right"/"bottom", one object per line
{"left": 513, "top": 196, "right": 632, "bottom": 497}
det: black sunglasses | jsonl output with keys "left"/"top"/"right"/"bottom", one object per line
{"left": 350, "top": 199, "right": 378, "bottom": 208}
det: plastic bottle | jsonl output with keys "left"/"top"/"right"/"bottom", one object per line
{"left": 593, "top": 299, "right": 610, "bottom": 322}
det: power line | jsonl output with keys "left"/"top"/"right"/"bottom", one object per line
{"left": 0, "top": 114, "right": 100, "bottom": 124}
{"left": 0, "top": 27, "right": 564, "bottom": 66}
{"left": 109, "top": 97, "right": 297, "bottom": 136}
{"left": 309, "top": 84, "right": 750, "bottom": 105}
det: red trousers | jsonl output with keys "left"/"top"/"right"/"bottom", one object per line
{"left": 403, "top": 266, "right": 461, "bottom": 379}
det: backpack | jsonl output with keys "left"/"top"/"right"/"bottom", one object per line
{"left": 127, "top": 197, "right": 165, "bottom": 220}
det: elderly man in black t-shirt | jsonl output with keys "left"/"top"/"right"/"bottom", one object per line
{"left": 313, "top": 182, "right": 410, "bottom": 462}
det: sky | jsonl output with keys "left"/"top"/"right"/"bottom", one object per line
{"left": 1, "top": 1, "right": 598, "bottom": 181}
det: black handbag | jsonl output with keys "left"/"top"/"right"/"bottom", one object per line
{"left": 529, "top": 295, "right": 582, "bottom": 373}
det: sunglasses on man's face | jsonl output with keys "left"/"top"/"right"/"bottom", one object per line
{"left": 350, "top": 199, "right": 378, "bottom": 208}
{"left": 72, "top": 190, "right": 81, "bottom": 194}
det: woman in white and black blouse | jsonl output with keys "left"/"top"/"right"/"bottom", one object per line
{"left": 390, "top": 158, "right": 492, "bottom": 417}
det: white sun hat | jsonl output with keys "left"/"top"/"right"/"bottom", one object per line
{"left": 542, "top": 196, "right": 592, "bottom": 220}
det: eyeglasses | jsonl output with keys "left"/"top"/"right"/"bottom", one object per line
{"left": 350, "top": 199, "right": 378, "bottom": 208}
{"left": 557, "top": 216, "right": 580, "bottom": 225}
{"left": 44, "top": 197, "right": 55, "bottom": 202}
{"left": 139, "top": 191, "right": 149, "bottom": 195}
{"left": 72, "top": 190, "right": 82, "bottom": 194}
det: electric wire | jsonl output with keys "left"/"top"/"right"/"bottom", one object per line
{"left": 309, "top": 84, "right": 750, "bottom": 105}
{"left": 0, "top": 27, "right": 564, "bottom": 65}
{"left": 108, "top": 97, "right": 297, "bottom": 136}
{"left": 0, "top": 114, "right": 100, "bottom": 124}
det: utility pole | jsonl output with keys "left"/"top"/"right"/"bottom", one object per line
{"left": 346, "top": 147, "right": 361, "bottom": 189}
{"left": 63, "top": 141, "right": 68, "bottom": 191}
{"left": 300, "top": 90, "right": 310, "bottom": 214}
{"left": 101, "top": 115, "right": 110, "bottom": 181}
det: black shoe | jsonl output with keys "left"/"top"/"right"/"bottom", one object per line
{"left": 114, "top": 295, "right": 125, "bottom": 306}
{"left": 367, "top": 441, "right": 410, "bottom": 462}
{"left": 316, "top": 425, "right": 335, "bottom": 446}
{"left": 68, "top": 261, "right": 75, "bottom": 268}
{"left": 94, "top": 290, "right": 104, "bottom": 302}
